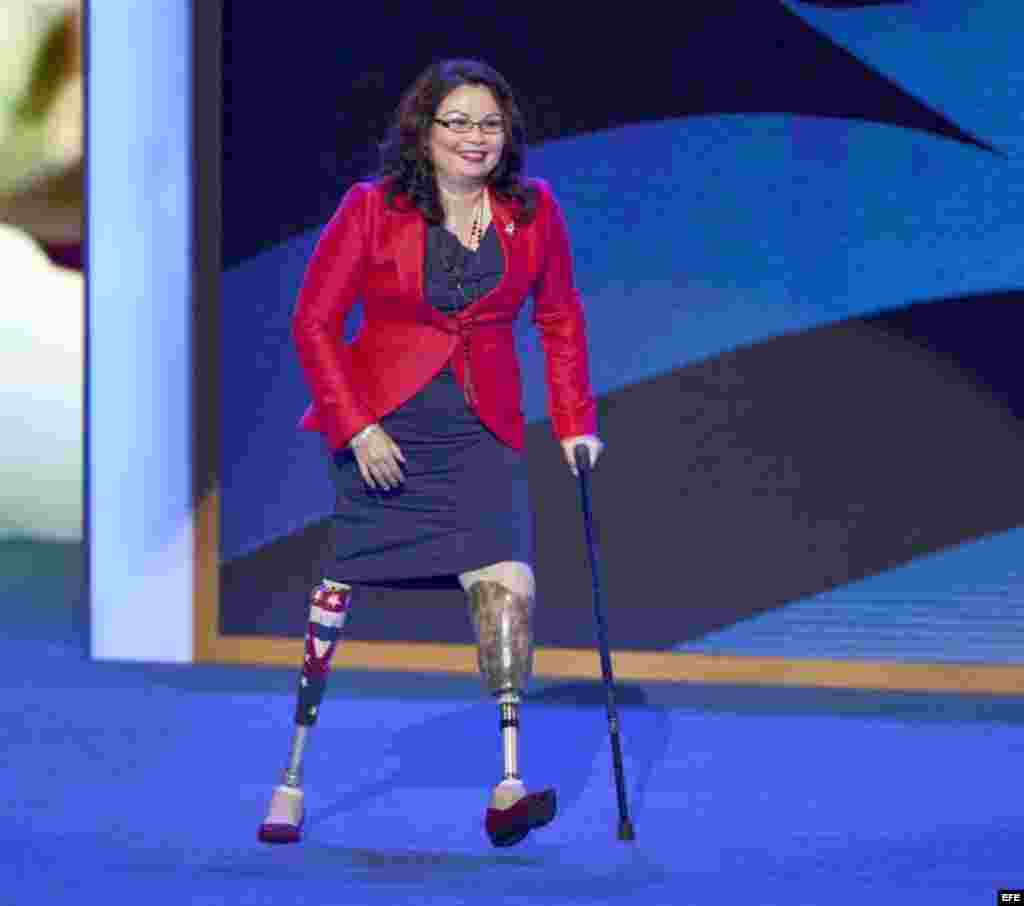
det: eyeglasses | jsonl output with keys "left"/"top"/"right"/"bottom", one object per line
{"left": 434, "top": 115, "right": 505, "bottom": 135}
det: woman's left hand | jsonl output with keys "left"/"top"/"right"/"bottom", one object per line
{"left": 561, "top": 434, "right": 605, "bottom": 477}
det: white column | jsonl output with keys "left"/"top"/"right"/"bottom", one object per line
{"left": 88, "top": 1, "right": 193, "bottom": 662}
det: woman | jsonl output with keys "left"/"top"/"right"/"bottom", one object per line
{"left": 259, "top": 59, "right": 603, "bottom": 848}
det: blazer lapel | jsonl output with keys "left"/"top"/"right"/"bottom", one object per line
{"left": 489, "top": 189, "right": 513, "bottom": 260}
{"left": 487, "top": 188, "right": 525, "bottom": 300}
{"left": 391, "top": 204, "right": 425, "bottom": 304}
{"left": 387, "top": 196, "right": 455, "bottom": 330}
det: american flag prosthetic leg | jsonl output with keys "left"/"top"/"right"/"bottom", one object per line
{"left": 295, "top": 580, "right": 352, "bottom": 727}
{"left": 258, "top": 579, "right": 351, "bottom": 844}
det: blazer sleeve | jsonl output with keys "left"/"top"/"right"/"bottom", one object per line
{"left": 531, "top": 181, "right": 598, "bottom": 440}
{"left": 291, "top": 182, "right": 376, "bottom": 450}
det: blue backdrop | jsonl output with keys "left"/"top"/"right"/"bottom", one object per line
{"left": 219, "top": 1, "right": 1024, "bottom": 662}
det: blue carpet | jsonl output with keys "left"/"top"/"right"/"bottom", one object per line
{"left": 5, "top": 541, "right": 1024, "bottom": 904}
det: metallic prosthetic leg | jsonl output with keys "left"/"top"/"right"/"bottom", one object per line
{"left": 258, "top": 579, "right": 351, "bottom": 844}
{"left": 467, "top": 580, "right": 534, "bottom": 703}
{"left": 468, "top": 581, "right": 556, "bottom": 845}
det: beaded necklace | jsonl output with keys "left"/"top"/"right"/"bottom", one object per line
{"left": 437, "top": 191, "right": 487, "bottom": 409}
{"left": 439, "top": 192, "right": 485, "bottom": 306}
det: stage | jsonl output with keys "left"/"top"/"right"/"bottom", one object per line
{"left": 6, "top": 541, "right": 1022, "bottom": 905}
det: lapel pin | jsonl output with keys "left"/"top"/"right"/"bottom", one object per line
{"left": 505, "top": 222, "right": 515, "bottom": 236}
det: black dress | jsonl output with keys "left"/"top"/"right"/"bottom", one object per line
{"left": 327, "top": 221, "right": 533, "bottom": 584}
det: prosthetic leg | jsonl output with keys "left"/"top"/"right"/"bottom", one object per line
{"left": 258, "top": 579, "right": 352, "bottom": 844}
{"left": 467, "top": 581, "right": 557, "bottom": 847}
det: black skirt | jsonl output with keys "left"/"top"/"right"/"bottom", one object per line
{"left": 327, "top": 221, "right": 533, "bottom": 584}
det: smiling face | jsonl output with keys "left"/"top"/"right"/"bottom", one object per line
{"left": 428, "top": 83, "right": 506, "bottom": 193}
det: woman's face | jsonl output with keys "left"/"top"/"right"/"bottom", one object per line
{"left": 428, "top": 84, "right": 505, "bottom": 192}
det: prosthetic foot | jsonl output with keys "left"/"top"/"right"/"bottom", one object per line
{"left": 468, "top": 581, "right": 557, "bottom": 847}
{"left": 258, "top": 785, "right": 304, "bottom": 844}
{"left": 258, "top": 579, "right": 351, "bottom": 844}
{"left": 482, "top": 701, "right": 557, "bottom": 847}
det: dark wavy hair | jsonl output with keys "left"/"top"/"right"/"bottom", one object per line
{"left": 377, "top": 59, "right": 537, "bottom": 224}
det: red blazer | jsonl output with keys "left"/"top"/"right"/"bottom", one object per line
{"left": 293, "top": 177, "right": 597, "bottom": 452}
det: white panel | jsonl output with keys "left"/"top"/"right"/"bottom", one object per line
{"left": 88, "top": 2, "right": 193, "bottom": 662}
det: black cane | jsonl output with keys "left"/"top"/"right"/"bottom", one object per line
{"left": 573, "top": 444, "right": 636, "bottom": 842}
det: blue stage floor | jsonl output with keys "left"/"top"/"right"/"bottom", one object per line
{"left": 5, "top": 541, "right": 1024, "bottom": 905}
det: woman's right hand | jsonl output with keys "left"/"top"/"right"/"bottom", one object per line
{"left": 350, "top": 425, "right": 406, "bottom": 491}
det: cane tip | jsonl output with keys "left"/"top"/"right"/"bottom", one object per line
{"left": 618, "top": 818, "right": 636, "bottom": 842}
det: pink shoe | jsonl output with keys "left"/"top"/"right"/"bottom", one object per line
{"left": 258, "top": 785, "right": 304, "bottom": 844}
{"left": 257, "top": 817, "right": 304, "bottom": 844}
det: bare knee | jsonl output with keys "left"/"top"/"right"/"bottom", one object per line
{"left": 459, "top": 560, "right": 535, "bottom": 598}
